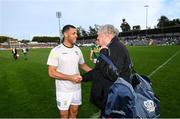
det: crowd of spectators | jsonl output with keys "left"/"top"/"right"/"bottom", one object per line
{"left": 121, "top": 34, "right": 180, "bottom": 46}
{"left": 76, "top": 34, "right": 180, "bottom": 46}
{"left": 0, "top": 33, "right": 179, "bottom": 50}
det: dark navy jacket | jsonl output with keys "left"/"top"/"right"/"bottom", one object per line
{"left": 83, "top": 36, "right": 131, "bottom": 110}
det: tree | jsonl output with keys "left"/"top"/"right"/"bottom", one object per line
{"left": 94, "top": 24, "right": 100, "bottom": 32}
{"left": 81, "top": 29, "right": 88, "bottom": 37}
{"left": 88, "top": 26, "right": 97, "bottom": 36}
{"left": 169, "top": 19, "right": 176, "bottom": 26}
{"left": 175, "top": 18, "right": 180, "bottom": 24}
{"left": 120, "top": 19, "right": 131, "bottom": 32}
{"left": 88, "top": 24, "right": 100, "bottom": 36}
{"left": 157, "top": 15, "right": 170, "bottom": 28}
{"left": 0, "top": 36, "right": 9, "bottom": 43}
{"left": 174, "top": 18, "right": 180, "bottom": 26}
{"left": 77, "top": 26, "right": 83, "bottom": 38}
{"left": 20, "top": 40, "right": 30, "bottom": 44}
{"left": 32, "top": 36, "right": 59, "bottom": 43}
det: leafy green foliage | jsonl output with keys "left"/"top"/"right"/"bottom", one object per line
{"left": 32, "top": 36, "right": 60, "bottom": 43}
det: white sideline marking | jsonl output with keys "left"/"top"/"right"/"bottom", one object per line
{"left": 148, "top": 50, "right": 180, "bottom": 77}
{"left": 90, "top": 110, "right": 100, "bottom": 118}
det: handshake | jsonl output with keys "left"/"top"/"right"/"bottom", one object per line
{"left": 70, "top": 70, "right": 94, "bottom": 83}
{"left": 70, "top": 74, "right": 83, "bottom": 83}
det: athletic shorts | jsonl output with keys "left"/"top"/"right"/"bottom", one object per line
{"left": 93, "top": 59, "right": 97, "bottom": 64}
{"left": 56, "top": 90, "right": 82, "bottom": 110}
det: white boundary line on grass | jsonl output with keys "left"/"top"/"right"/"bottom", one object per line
{"left": 148, "top": 50, "right": 180, "bottom": 77}
{"left": 90, "top": 110, "right": 100, "bottom": 118}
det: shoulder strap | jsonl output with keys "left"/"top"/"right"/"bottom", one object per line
{"left": 129, "top": 57, "right": 136, "bottom": 74}
{"left": 99, "top": 53, "right": 119, "bottom": 76}
{"left": 100, "top": 53, "right": 136, "bottom": 76}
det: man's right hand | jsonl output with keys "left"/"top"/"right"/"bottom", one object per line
{"left": 70, "top": 74, "right": 82, "bottom": 83}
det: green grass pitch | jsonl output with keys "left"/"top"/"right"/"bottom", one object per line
{"left": 0, "top": 45, "right": 179, "bottom": 117}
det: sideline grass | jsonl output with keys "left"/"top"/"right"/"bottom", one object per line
{"left": 0, "top": 45, "right": 180, "bottom": 117}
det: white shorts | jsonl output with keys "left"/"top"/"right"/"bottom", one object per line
{"left": 93, "top": 59, "right": 97, "bottom": 64}
{"left": 56, "top": 90, "right": 82, "bottom": 110}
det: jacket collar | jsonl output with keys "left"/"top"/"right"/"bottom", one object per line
{"left": 107, "top": 36, "right": 118, "bottom": 48}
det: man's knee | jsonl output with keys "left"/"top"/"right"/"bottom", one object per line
{"left": 60, "top": 110, "right": 68, "bottom": 118}
{"left": 69, "top": 105, "right": 79, "bottom": 118}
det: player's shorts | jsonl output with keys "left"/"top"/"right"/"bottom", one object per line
{"left": 93, "top": 59, "right": 97, "bottom": 64}
{"left": 56, "top": 89, "right": 82, "bottom": 110}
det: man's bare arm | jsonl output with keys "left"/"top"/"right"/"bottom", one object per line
{"left": 48, "top": 65, "right": 82, "bottom": 83}
{"left": 79, "top": 63, "right": 92, "bottom": 72}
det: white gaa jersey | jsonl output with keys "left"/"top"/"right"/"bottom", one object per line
{"left": 47, "top": 44, "right": 85, "bottom": 92}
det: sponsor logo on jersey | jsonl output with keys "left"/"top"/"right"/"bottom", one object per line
{"left": 62, "top": 52, "right": 68, "bottom": 54}
{"left": 75, "top": 51, "right": 79, "bottom": 55}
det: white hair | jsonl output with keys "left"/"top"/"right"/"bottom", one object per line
{"left": 98, "top": 24, "right": 119, "bottom": 37}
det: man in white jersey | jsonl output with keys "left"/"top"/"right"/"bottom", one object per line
{"left": 47, "top": 25, "right": 91, "bottom": 118}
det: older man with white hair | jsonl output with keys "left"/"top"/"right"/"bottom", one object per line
{"left": 83, "top": 24, "right": 132, "bottom": 117}
{"left": 97, "top": 24, "right": 131, "bottom": 80}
